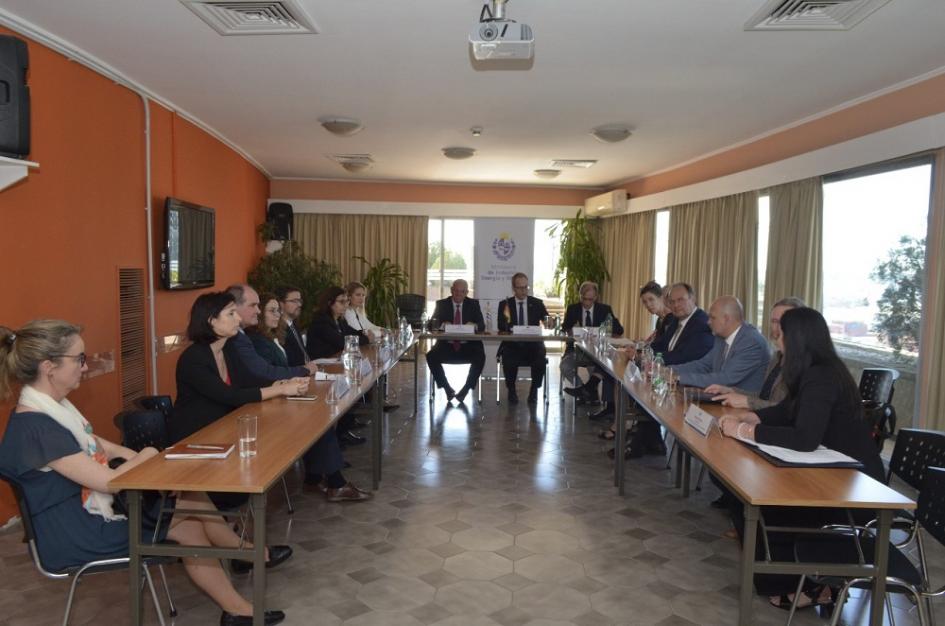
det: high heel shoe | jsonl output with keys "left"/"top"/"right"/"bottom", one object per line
{"left": 220, "top": 609, "right": 286, "bottom": 625}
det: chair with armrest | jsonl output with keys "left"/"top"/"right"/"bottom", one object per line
{"left": 858, "top": 368, "right": 900, "bottom": 449}
{"left": 396, "top": 293, "right": 426, "bottom": 330}
{"left": 0, "top": 469, "right": 177, "bottom": 626}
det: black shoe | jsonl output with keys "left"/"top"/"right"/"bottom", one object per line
{"left": 383, "top": 402, "right": 399, "bottom": 411}
{"left": 508, "top": 389, "right": 519, "bottom": 404}
{"left": 625, "top": 444, "right": 645, "bottom": 459}
{"left": 455, "top": 386, "right": 470, "bottom": 404}
{"left": 527, "top": 387, "right": 539, "bottom": 404}
{"left": 339, "top": 430, "right": 367, "bottom": 446}
{"left": 645, "top": 442, "right": 668, "bottom": 456}
{"left": 220, "top": 609, "right": 286, "bottom": 625}
{"left": 444, "top": 386, "right": 456, "bottom": 404}
{"left": 563, "top": 386, "right": 585, "bottom": 400}
{"left": 710, "top": 495, "right": 730, "bottom": 509}
{"left": 350, "top": 419, "right": 369, "bottom": 429}
{"left": 589, "top": 405, "right": 614, "bottom": 422}
{"left": 230, "top": 545, "right": 293, "bottom": 574}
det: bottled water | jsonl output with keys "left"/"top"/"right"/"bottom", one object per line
{"left": 420, "top": 310, "right": 428, "bottom": 332}
{"left": 485, "top": 301, "right": 493, "bottom": 332}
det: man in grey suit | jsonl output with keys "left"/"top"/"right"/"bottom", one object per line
{"left": 674, "top": 295, "right": 770, "bottom": 393}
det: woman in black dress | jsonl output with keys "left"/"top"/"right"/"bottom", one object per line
{"left": 246, "top": 293, "right": 289, "bottom": 368}
{"left": 305, "top": 286, "right": 367, "bottom": 360}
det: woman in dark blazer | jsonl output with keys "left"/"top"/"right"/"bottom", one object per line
{"left": 305, "top": 286, "right": 367, "bottom": 360}
{"left": 720, "top": 307, "right": 884, "bottom": 609}
{"left": 246, "top": 293, "right": 289, "bottom": 368}
{"left": 169, "top": 292, "right": 308, "bottom": 444}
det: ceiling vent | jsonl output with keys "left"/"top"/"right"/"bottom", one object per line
{"left": 551, "top": 159, "right": 598, "bottom": 169}
{"left": 745, "top": 0, "right": 892, "bottom": 31}
{"left": 180, "top": 0, "right": 319, "bottom": 35}
{"left": 328, "top": 154, "right": 374, "bottom": 173}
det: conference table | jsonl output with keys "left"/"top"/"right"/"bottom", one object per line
{"left": 109, "top": 338, "right": 416, "bottom": 626}
{"left": 575, "top": 339, "right": 916, "bottom": 626}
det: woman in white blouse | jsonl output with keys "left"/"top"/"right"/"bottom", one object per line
{"left": 344, "top": 281, "right": 381, "bottom": 341}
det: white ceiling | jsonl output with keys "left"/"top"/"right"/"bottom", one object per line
{"left": 2, "top": 0, "right": 945, "bottom": 187}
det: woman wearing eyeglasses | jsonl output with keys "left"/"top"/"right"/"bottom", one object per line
{"left": 0, "top": 320, "right": 288, "bottom": 625}
{"left": 246, "top": 293, "right": 289, "bottom": 368}
{"left": 305, "top": 286, "right": 368, "bottom": 360}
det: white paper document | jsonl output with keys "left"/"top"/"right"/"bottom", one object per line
{"left": 739, "top": 437, "right": 860, "bottom": 466}
{"left": 609, "top": 338, "right": 633, "bottom": 347}
{"left": 315, "top": 372, "right": 341, "bottom": 381}
{"left": 444, "top": 324, "right": 475, "bottom": 334}
{"left": 313, "top": 358, "right": 340, "bottom": 365}
{"left": 512, "top": 325, "right": 542, "bottom": 335}
{"left": 572, "top": 327, "right": 597, "bottom": 339}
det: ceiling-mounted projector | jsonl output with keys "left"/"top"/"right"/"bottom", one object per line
{"left": 470, "top": 0, "right": 534, "bottom": 61}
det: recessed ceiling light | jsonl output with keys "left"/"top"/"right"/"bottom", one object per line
{"left": 470, "top": 126, "right": 483, "bottom": 137}
{"left": 552, "top": 159, "right": 597, "bottom": 169}
{"left": 442, "top": 146, "right": 476, "bottom": 160}
{"left": 590, "top": 125, "right": 632, "bottom": 143}
{"left": 327, "top": 153, "right": 373, "bottom": 172}
{"left": 534, "top": 169, "right": 561, "bottom": 179}
{"left": 319, "top": 116, "right": 363, "bottom": 136}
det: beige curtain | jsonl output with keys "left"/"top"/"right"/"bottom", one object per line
{"left": 764, "top": 177, "right": 824, "bottom": 313}
{"left": 667, "top": 191, "right": 758, "bottom": 317}
{"left": 597, "top": 211, "right": 656, "bottom": 339}
{"left": 293, "top": 213, "right": 428, "bottom": 294}
{"left": 917, "top": 149, "right": 945, "bottom": 430}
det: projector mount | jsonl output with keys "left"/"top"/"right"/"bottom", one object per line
{"left": 478, "top": 0, "right": 515, "bottom": 37}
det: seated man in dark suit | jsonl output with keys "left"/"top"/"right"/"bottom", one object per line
{"left": 276, "top": 285, "right": 307, "bottom": 367}
{"left": 426, "top": 279, "right": 485, "bottom": 405}
{"left": 497, "top": 272, "right": 549, "bottom": 404}
{"left": 561, "top": 281, "right": 624, "bottom": 403}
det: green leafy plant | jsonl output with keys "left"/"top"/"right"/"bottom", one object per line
{"left": 248, "top": 241, "right": 340, "bottom": 329}
{"left": 355, "top": 256, "right": 409, "bottom": 327}
{"left": 256, "top": 221, "right": 277, "bottom": 243}
{"left": 547, "top": 210, "right": 610, "bottom": 306}
{"left": 870, "top": 235, "right": 925, "bottom": 355}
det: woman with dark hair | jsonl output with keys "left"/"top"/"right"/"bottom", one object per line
{"left": 638, "top": 280, "right": 674, "bottom": 343}
{"left": 246, "top": 292, "right": 288, "bottom": 368}
{"left": 305, "top": 286, "right": 367, "bottom": 360}
{"left": 170, "top": 291, "right": 309, "bottom": 444}
{"left": 0, "top": 320, "right": 288, "bottom": 625}
{"left": 719, "top": 307, "right": 884, "bottom": 610}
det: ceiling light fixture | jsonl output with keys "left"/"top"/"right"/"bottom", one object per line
{"left": 319, "top": 116, "right": 363, "bottom": 136}
{"left": 340, "top": 161, "right": 371, "bottom": 172}
{"left": 470, "top": 126, "right": 483, "bottom": 137}
{"left": 442, "top": 146, "right": 476, "bottom": 160}
{"left": 327, "top": 153, "right": 374, "bottom": 172}
{"left": 533, "top": 169, "right": 560, "bottom": 179}
{"left": 590, "top": 125, "right": 632, "bottom": 143}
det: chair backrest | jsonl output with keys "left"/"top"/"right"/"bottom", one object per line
{"left": 887, "top": 428, "right": 945, "bottom": 490}
{"left": 118, "top": 409, "right": 169, "bottom": 452}
{"left": 0, "top": 469, "right": 63, "bottom": 577}
{"left": 916, "top": 465, "right": 945, "bottom": 548}
{"left": 858, "top": 368, "right": 898, "bottom": 406}
{"left": 135, "top": 395, "right": 174, "bottom": 419}
{"left": 396, "top": 293, "right": 426, "bottom": 328}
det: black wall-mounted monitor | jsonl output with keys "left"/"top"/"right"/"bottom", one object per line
{"left": 161, "top": 197, "right": 215, "bottom": 290}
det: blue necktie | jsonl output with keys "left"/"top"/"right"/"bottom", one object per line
{"left": 519, "top": 302, "right": 525, "bottom": 325}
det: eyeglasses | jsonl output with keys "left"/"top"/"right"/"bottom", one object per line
{"left": 284, "top": 298, "right": 302, "bottom": 304}
{"left": 264, "top": 307, "right": 281, "bottom": 315}
{"left": 52, "top": 352, "right": 87, "bottom": 366}
{"left": 334, "top": 298, "right": 349, "bottom": 305}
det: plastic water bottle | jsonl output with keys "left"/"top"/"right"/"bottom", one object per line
{"left": 420, "top": 310, "right": 428, "bottom": 332}
{"left": 652, "top": 352, "right": 666, "bottom": 394}
{"left": 485, "top": 301, "right": 493, "bottom": 332}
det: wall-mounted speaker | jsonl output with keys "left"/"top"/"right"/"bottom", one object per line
{"left": 267, "top": 202, "right": 293, "bottom": 241}
{"left": 0, "top": 36, "right": 29, "bottom": 159}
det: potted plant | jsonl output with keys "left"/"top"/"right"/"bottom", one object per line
{"left": 548, "top": 209, "right": 610, "bottom": 306}
{"left": 354, "top": 256, "right": 409, "bottom": 328}
{"left": 248, "top": 241, "right": 340, "bottom": 329}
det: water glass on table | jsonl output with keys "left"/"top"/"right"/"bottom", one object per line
{"left": 237, "top": 414, "right": 258, "bottom": 458}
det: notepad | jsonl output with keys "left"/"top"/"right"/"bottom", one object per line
{"left": 164, "top": 443, "right": 235, "bottom": 460}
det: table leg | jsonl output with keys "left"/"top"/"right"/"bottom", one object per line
{"left": 373, "top": 374, "right": 385, "bottom": 490}
{"left": 869, "top": 509, "right": 892, "bottom": 626}
{"left": 738, "top": 504, "right": 759, "bottom": 626}
{"left": 128, "top": 489, "right": 143, "bottom": 625}
{"left": 674, "top": 444, "right": 683, "bottom": 489}
{"left": 682, "top": 451, "right": 691, "bottom": 497}
{"left": 251, "top": 493, "right": 267, "bottom": 626}
{"left": 413, "top": 343, "right": 419, "bottom": 418}
{"left": 615, "top": 386, "right": 626, "bottom": 493}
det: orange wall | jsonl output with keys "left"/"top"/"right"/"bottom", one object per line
{"left": 270, "top": 178, "right": 597, "bottom": 206}
{"left": 623, "top": 73, "right": 945, "bottom": 199}
{"left": 0, "top": 32, "right": 268, "bottom": 524}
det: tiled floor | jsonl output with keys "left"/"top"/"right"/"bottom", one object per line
{"left": 0, "top": 356, "right": 941, "bottom": 625}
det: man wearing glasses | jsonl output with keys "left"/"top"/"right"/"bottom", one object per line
{"left": 276, "top": 285, "right": 307, "bottom": 367}
{"left": 561, "top": 281, "right": 624, "bottom": 404}
{"left": 497, "top": 273, "right": 549, "bottom": 404}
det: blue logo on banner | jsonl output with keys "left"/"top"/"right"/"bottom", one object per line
{"left": 492, "top": 233, "right": 516, "bottom": 261}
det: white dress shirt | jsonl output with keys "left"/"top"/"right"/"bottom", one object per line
{"left": 344, "top": 307, "right": 380, "bottom": 334}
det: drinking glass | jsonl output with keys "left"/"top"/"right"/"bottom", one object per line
{"left": 237, "top": 414, "right": 257, "bottom": 458}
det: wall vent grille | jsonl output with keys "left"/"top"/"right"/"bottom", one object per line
{"left": 118, "top": 268, "right": 147, "bottom": 409}
{"left": 745, "top": 0, "right": 892, "bottom": 31}
{"left": 180, "top": 0, "right": 319, "bottom": 35}
{"left": 551, "top": 159, "right": 598, "bottom": 169}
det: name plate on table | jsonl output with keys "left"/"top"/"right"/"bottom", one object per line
{"left": 623, "top": 361, "right": 642, "bottom": 386}
{"left": 684, "top": 404, "right": 719, "bottom": 437}
{"left": 315, "top": 372, "right": 341, "bottom": 381}
{"left": 572, "top": 326, "right": 598, "bottom": 340}
{"left": 334, "top": 376, "right": 351, "bottom": 398}
{"left": 444, "top": 323, "right": 475, "bottom": 334}
{"left": 512, "top": 325, "right": 542, "bottom": 336}
{"left": 360, "top": 358, "right": 373, "bottom": 377}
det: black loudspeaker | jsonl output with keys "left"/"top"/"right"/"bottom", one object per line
{"left": 267, "top": 202, "right": 293, "bottom": 241}
{"left": 0, "top": 36, "right": 29, "bottom": 159}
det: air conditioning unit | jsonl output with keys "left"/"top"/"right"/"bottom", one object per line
{"left": 584, "top": 189, "right": 627, "bottom": 217}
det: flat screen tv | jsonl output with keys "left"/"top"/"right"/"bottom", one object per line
{"left": 161, "top": 197, "right": 215, "bottom": 290}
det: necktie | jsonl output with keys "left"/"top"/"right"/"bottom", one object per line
{"left": 519, "top": 302, "right": 525, "bottom": 326}
{"left": 584, "top": 310, "right": 592, "bottom": 327}
{"left": 758, "top": 355, "right": 782, "bottom": 400}
{"left": 289, "top": 323, "right": 304, "bottom": 352}
{"left": 721, "top": 342, "right": 731, "bottom": 364}
{"left": 452, "top": 304, "right": 461, "bottom": 351}
{"left": 668, "top": 321, "right": 685, "bottom": 351}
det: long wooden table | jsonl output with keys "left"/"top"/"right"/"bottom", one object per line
{"left": 109, "top": 339, "right": 415, "bottom": 626}
{"left": 575, "top": 339, "right": 916, "bottom": 626}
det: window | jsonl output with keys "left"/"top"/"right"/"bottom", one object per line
{"left": 654, "top": 210, "right": 670, "bottom": 287}
{"left": 756, "top": 195, "right": 770, "bottom": 326}
{"left": 822, "top": 160, "right": 933, "bottom": 364}
{"left": 533, "top": 219, "right": 563, "bottom": 305}
{"left": 427, "top": 219, "right": 475, "bottom": 309}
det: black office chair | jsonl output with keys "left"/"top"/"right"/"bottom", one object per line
{"left": 396, "top": 293, "right": 426, "bottom": 330}
{"left": 784, "top": 466, "right": 945, "bottom": 626}
{"left": 0, "top": 469, "right": 177, "bottom": 626}
{"left": 858, "top": 368, "right": 899, "bottom": 449}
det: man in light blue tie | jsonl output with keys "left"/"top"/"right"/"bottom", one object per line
{"left": 673, "top": 295, "right": 770, "bottom": 393}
